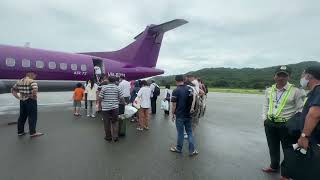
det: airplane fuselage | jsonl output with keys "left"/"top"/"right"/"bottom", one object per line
{"left": 0, "top": 45, "right": 163, "bottom": 93}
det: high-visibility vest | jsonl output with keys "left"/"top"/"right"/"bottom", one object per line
{"left": 268, "top": 84, "right": 293, "bottom": 122}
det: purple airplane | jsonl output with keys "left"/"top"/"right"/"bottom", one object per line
{"left": 0, "top": 19, "right": 188, "bottom": 93}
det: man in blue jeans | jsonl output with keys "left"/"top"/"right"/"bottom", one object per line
{"left": 170, "top": 75, "right": 199, "bottom": 156}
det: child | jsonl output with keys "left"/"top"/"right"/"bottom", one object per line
{"left": 73, "top": 83, "right": 85, "bottom": 116}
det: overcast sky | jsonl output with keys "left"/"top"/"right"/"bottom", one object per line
{"left": 1, "top": 0, "right": 319, "bottom": 75}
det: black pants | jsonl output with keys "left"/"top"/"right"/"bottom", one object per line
{"left": 18, "top": 99, "right": 38, "bottom": 135}
{"left": 84, "top": 93, "right": 88, "bottom": 109}
{"left": 151, "top": 97, "right": 157, "bottom": 114}
{"left": 119, "top": 97, "right": 130, "bottom": 115}
{"left": 264, "top": 120, "right": 296, "bottom": 177}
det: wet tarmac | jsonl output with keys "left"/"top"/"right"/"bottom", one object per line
{"left": 0, "top": 92, "right": 281, "bottom": 180}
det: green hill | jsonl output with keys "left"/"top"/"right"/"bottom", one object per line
{"left": 152, "top": 61, "right": 320, "bottom": 89}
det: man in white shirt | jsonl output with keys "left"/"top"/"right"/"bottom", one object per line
{"left": 118, "top": 75, "right": 131, "bottom": 114}
{"left": 94, "top": 65, "right": 102, "bottom": 82}
{"left": 262, "top": 65, "right": 305, "bottom": 180}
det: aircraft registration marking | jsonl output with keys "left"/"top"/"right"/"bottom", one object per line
{"left": 73, "top": 71, "right": 87, "bottom": 76}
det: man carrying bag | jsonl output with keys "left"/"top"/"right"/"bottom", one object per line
{"left": 286, "top": 66, "right": 320, "bottom": 180}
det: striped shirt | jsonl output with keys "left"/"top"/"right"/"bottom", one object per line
{"left": 99, "top": 84, "right": 123, "bottom": 111}
{"left": 12, "top": 77, "right": 38, "bottom": 101}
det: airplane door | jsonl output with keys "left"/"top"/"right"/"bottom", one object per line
{"left": 92, "top": 59, "right": 105, "bottom": 80}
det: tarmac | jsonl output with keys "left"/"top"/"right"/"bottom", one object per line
{"left": 0, "top": 92, "right": 282, "bottom": 180}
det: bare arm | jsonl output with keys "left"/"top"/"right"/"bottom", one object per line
{"left": 171, "top": 102, "right": 176, "bottom": 122}
{"left": 11, "top": 88, "right": 20, "bottom": 100}
{"left": 302, "top": 107, "right": 320, "bottom": 136}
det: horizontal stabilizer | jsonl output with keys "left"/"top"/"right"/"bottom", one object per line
{"left": 134, "top": 19, "right": 188, "bottom": 39}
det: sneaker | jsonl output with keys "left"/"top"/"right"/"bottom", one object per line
{"left": 87, "top": 115, "right": 90, "bottom": 117}
{"left": 30, "top": 132, "right": 44, "bottom": 138}
{"left": 170, "top": 146, "right": 182, "bottom": 153}
{"left": 144, "top": 127, "right": 150, "bottom": 130}
{"left": 91, "top": 115, "right": 96, "bottom": 118}
{"left": 18, "top": 132, "right": 26, "bottom": 137}
{"left": 189, "top": 150, "right": 199, "bottom": 157}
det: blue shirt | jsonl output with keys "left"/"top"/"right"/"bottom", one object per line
{"left": 171, "top": 85, "right": 193, "bottom": 119}
{"left": 300, "top": 85, "right": 320, "bottom": 144}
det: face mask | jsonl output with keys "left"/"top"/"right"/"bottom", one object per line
{"left": 300, "top": 77, "right": 309, "bottom": 89}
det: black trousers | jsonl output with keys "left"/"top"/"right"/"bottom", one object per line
{"left": 151, "top": 97, "right": 157, "bottom": 114}
{"left": 84, "top": 93, "right": 88, "bottom": 109}
{"left": 18, "top": 99, "right": 38, "bottom": 135}
{"left": 264, "top": 119, "right": 297, "bottom": 177}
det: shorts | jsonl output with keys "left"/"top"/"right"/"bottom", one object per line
{"left": 73, "top": 100, "right": 81, "bottom": 108}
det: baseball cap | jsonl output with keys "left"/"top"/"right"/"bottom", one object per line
{"left": 275, "top": 65, "right": 292, "bottom": 75}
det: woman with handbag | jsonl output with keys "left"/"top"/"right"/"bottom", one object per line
{"left": 162, "top": 85, "right": 172, "bottom": 115}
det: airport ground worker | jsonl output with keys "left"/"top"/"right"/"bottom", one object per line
{"left": 288, "top": 66, "right": 320, "bottom": 180}
{"left": 262, "top": 65, "right": 305, "bottom": 180}
{"left": 11, "top": 72, "right": 44, "bottom": 138}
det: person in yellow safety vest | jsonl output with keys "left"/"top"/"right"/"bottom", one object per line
{"left": 261, "top": 65, "right": 306, "bottom": 180}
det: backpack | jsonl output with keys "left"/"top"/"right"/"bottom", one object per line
{"left": 153, "top": 83, "right": 160, "bottom": 97}
{"left": 186, "top": 86, "right": 195, "bottom": 112}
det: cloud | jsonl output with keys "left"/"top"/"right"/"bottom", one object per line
{"left": 0, "top": 0, "right": 320, "bottom": 75}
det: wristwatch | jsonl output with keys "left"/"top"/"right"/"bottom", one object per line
{"left": 301, "top": 133, "right": 309, "bottom": 138}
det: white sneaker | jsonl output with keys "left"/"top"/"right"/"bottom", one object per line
{"left": 91, "top": 115, "right": 96, "bottom": 118}
{"left": 87, "top": 115, "right": 90, "bottom": 117}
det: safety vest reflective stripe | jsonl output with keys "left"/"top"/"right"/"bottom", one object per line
{"left": 268, "top": 84, "right": 293, "bottom": 121}
{"left": 303, "top": 98, "right": 308, "bottom": 105}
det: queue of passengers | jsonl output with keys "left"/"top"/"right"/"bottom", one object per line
{"left": 71, "top": 74, "right": 208, "bottom": 141}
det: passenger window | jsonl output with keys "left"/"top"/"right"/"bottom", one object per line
{"left": 60, "top": 63, "right": 67, "bottom": 70}
{"left": 48, "top": 61, "right": 56, "bottom": 69}
{"left": 36, "top": 60, "right": 44, "bottom": 69}
{"left": 22, "top": 59, "right": 31, "bottom": 68}
{"left": 71, "top": 64, "right": 77, "bottom": 71}
{"left": 81, "top": 64, "right": 87, "bottom": 71}
{"left": 6, "top": 57, "right": 15, "bottom": 67}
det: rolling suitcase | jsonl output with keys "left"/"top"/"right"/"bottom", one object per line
{"left": 119, "top": 115, "right": 127, "bottom": 137}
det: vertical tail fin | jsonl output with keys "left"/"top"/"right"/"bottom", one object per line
{"left": 80, "top": 19, "right": 188, "bottom": 67}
